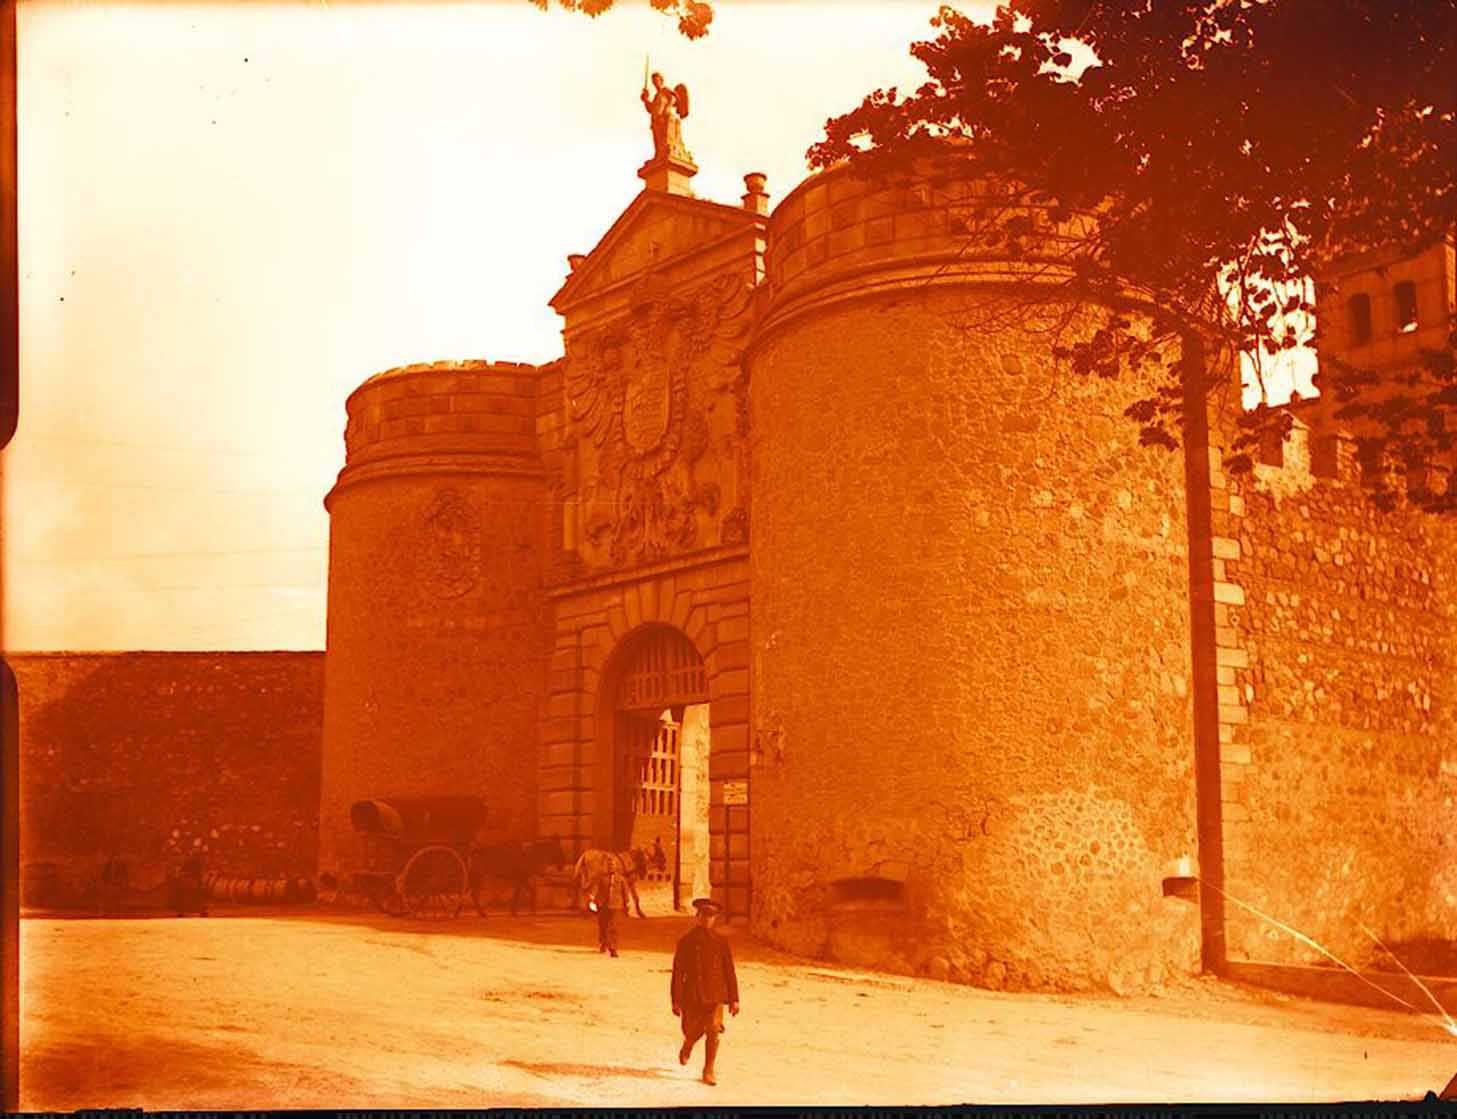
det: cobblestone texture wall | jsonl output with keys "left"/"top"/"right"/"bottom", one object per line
{"left": 1210, "top": 415, "right": 1457, "bottom": 965}
{"left": 746, "top": 165, "right": 1201, "bottom": 993}
{"left": 14, "top": 652, "right": 323, "bottom": 883}
{"left": 319, "top": 361, "right": 550, "bottom": 874}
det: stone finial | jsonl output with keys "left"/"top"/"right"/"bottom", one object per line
{"left": 567, "top": 253, "right": 587, "bottom": 272}
{"left": 742, "top": 172, "right": 770, "bottom": 216}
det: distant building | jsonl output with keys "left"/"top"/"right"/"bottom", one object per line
{"left": 319, "top": 138, "right": 1457, "bottom": 992}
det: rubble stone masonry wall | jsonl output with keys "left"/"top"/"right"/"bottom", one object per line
{"left": 13, "top": 652, "right": 323, "bottom": 884}
{"left": 745, "top": 164, "right": 1201, "bottom": 993}
{"left": 1209, "top": 414, "right": 1457, "bottom": 966}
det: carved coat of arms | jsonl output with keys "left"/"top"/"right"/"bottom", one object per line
{"left": 622, "top": 337, "right": 673, "bottom": 456}
{"left": 564, "top": 272, "right": 753, "bottom": 568}
{"left": 419, "top": 489, "right": 482, "bottom": 598}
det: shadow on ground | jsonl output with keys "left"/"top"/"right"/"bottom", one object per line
{"left": 22, "top": 1034, "right": 441, "bottom": 1111}
{"left": 25, "top": 1025, "right": 570, "bottom": 1111}
{"left": 218, "top": 903, "right": 814, "bottom": 967}
{"left": 502, "top": 1059, "right": 678, "bottom": 1081}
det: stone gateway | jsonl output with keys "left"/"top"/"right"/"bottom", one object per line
{"left": 319, "top": 100, "right": 1457, "bottom": 994}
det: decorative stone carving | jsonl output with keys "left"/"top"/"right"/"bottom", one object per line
{"left": 721, "top": 505, "right": 749, "bottom": 546}
{"left": 418, "top": 489, "right": 482, "bottom": 598}
{"left": 641, "top": 72, "right": 692, "bottom": 165}
{"left": 564, "top": 272, "right": 754, "bottom": 569}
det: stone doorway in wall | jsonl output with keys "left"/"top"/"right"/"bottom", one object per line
{"left": 610, "top": 625, "right": 710, "bottom": 913}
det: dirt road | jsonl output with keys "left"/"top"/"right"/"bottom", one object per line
{"left": 19, "top": 908, "right": 1456, "bottom": 1109}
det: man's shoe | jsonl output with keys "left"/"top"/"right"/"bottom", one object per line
{"left": 678, "top": 1042, "right": 692, "bottom": 1066}
{"left": 610, "top": 949, "right": 619, "bottom": 957}
{"left": 702, "top": 1070, "right": 717, "bottom": 1086}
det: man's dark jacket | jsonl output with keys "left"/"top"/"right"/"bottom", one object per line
{"left": 671, "top": 924, "right": 739, "bottom": 1007}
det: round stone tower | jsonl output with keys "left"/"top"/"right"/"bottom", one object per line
{"left": 745, "top": 165, "right": 1203, "bottom": 992}
{"left": 318, "top": 360, "right": 548, "bottom": 876}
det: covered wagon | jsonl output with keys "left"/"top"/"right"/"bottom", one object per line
{"left": 348, "top": 795, "right": 489, "bottom": 919}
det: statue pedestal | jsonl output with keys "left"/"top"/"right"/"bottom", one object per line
{"left": 638, "top": 154, "right": 698, "bottom": 196}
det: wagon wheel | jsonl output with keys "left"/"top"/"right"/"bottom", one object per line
{"left": 400, "top": 845, "right": 466, "bottom": 919}
{"left": 360, "top": 873, "right": 407, "bottom": 917}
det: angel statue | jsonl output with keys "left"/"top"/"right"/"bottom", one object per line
{"left": 641, "top": 71, "right": 692, "bottom": 164}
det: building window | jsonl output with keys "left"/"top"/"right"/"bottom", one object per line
{"left": 1394, "top": 280, "right": 1418, "bottom": 333}
{"left": 1347, "top": 293, "right": 1372, "bottom": 346}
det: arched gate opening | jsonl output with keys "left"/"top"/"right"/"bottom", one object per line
{"left": 606, "top": 625, "right": 711, "bottom": 911}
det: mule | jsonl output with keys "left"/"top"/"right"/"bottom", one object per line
{"left": 572, "top": 837, "right": 668, "bottom": 918}
{"left": 470, "top": 837, "right": 567, "bottom": 917}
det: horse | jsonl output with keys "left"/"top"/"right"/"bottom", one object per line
{"left": 469, "top": 837, "right": 567, "bottom": 917}
{"left": 572, "top": 837, "right": 668, "bottom": 918}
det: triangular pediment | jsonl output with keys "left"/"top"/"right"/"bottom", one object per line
{"left": 551, "top": 190, "right": 761, "bottom": 314}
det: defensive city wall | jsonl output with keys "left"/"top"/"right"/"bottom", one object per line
{"left": 13, "top": 151, "right": 1452, "bottom": 994}
{"left": 1202, "top": 401, "right": 1457, "bottom": 970}
{"left": 313, "top": 145, "right": 1457, "bottom": 995}
{"left": 14, "top": 652, "right": 324, "bottom": 901}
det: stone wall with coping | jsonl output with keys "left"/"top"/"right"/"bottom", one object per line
{"left": 1208, "top": 407, "right": 1457, "bottom": 965}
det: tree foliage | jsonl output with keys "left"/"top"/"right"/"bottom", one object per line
{"left": 809, "top": 1, "right": 1457, "bottom": 512}
{"left": 529, "top": 0, "right": 715, "bottom": 40}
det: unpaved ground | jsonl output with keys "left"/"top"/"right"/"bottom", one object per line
{"left": 19, "top": 907, "right": 1457, "bottom": 1109}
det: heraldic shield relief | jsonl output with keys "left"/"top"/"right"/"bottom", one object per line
{"left": 418, "top": 488, "right": 483, "bottom": 598}
{"left": 564, "top": 272, "right": 753, "bottom": 570}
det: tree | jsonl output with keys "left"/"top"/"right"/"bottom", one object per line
{"left": 808, "top": 1, "right": 1457, "bottom": 512}
{"left": 529, "top": 0, "right": 715, "bottom": 40}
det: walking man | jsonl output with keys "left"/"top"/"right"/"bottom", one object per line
{"left": 671, "top": 897, "right": 739, "bottom": 1086}
{"left": 591, "top": 859, "right": 630, "bottom": 957}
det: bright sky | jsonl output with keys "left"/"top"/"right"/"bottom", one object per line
{"left": 5, "top": 0, "right": 954, "bottom": 651}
